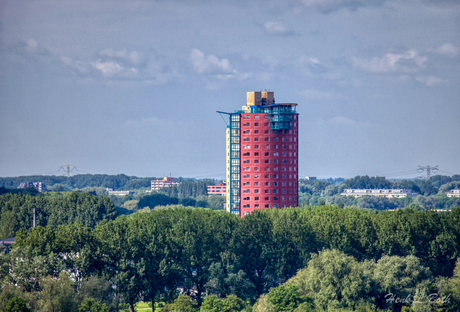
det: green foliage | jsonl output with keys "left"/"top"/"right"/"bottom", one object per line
{"left": 207, "top": 195, "right": 226, "bottom": 210}
{"left": 201, "top": 294, "right": 224, "bottom": 312}
{"left": 373, "top": 255, "right": 431, "bottom": 311}
{"left": 78, "top": 298, "right": 109, "bottom": 312}
{"left": 267, "top": 284, "right": 307, "bottom": 312}
{"left": 38, "top": 272, "right": 78, "bottom": 312}
{"left": 289, "top": 249, "right": 372, "bottom": 311}
{"left": 3, "top": 297, "right": 32, "bottom": 312}
{"left": 344, "top": 175, "right": 393, "bottom": 190}
{"left": 180, "top": 197, "right": 197, "bottom": 207}
{"left": 2, "top": 205, "right": 460, "bottom": 312}
{"left": 0, "top": 192, "right": 117, "bottom": 239}
{"left": 138, "top": 192, "right": 179, "bottom": 209}
{"left": 252, "top": 294, "right": 275, "bottom": 312}
{"left": 298, "top": 179, "right": 332, "bottom": 196}
{"left": 163, "top": 295, "right": 198, "bottom": 312}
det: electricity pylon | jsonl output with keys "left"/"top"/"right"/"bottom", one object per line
{"left": 59, "top": 165, "right": 78, "bottom": 177}
{"left": 417, "top": 165, "right": 438, "bottom": 180}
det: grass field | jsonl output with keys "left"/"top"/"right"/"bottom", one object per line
{"left": 119, "top": 302, "right": 162, "bottom": 312}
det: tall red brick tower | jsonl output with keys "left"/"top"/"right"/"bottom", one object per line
{"left": 219, "top": 91, "right": 299, "bottom": 217}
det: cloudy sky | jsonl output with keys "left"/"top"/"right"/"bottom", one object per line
{"left": 1, "top": 0, "right": 459, "bottom": 180}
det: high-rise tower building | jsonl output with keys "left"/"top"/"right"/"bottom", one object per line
{"left": 219, "top": 91, "right": 299, "bottom": 217}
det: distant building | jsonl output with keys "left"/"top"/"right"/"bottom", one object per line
{"left": 447, "top": 189, "right": 460, "bottom": 198}
{"left": 341, "top": 189, "right": 418, "bottom": 198}
{"left": 33, "top": 182, "right": 47, "bottom": 192}
{"left": 207, "top": 183, "right": 227, "bottom": 196}
{"left": 18, "top": 182, "right": 47, "bottom": 192}
{"left": 108, "top": 190, "right": 134, "bottom": 196}
{"left": 151, "top": 177, "right": 180, "bottom": 191}
{"left": 305, "top": 176, "right": 316, "bottom": 180}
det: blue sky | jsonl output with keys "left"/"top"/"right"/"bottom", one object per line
{"left": 1, "top": 0, "right": 459, "bottom": 180}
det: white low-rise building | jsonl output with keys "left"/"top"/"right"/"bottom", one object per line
{"left": 447, "top": 189, "right": 460, "bottom": 198}
{"left": 151, "top": 177, "right": 180, "bottom": 191}
{"left": 108, "top": 190, "right": 134, "bottom": 196}
{"left": 341, "top": 189, "right": 418, "bottom": 198}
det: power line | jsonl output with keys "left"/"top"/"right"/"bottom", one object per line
{"left": 58, "top": 165, "right": 78, "bottom": 178}
{"left": 417, "top": 165, "right": 439, "bottom": 180}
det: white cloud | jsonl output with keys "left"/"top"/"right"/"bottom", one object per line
{"left": 353, "top": 49, "right": 427, "bottom": 73}
{"left": 434, "top": 43, "right": 459, "bottom": 57}
{"left": 99, "top": 49, "right": 146, "bottom": 66}
{"left": 299, "top": 0, "right": 385, "bottom": 13}
{"left": 91, "top": 59, "right": 125, "bottom": 77}
{"left": 309, "top": 57, "right": 320, "bottom": 65}
{"left": 415, "top": 75, "right": 446, "bottom": 87}
{"left": 60, "top": 56, "right": 90, "bottom": 74}
{"left": 263, "top": 22, "right": 294, "bottom": 36}
{"left": 22, "top": 38, "right": 49, "bottom": 55}
{"left": 190, "top": 49, "right": 233, "bottom": 75}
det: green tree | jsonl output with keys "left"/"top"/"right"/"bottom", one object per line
{"left": 3, "top": 297, "right": 32, "bottom": 312}
{"left": 267, "top": 284, "right": 307, "bottom": 312}
{"left": 138, "top": 193, "right": 179, "bottom": 209}
{"left": 93, "top": 218, "right": 144, "bottom": 312}
{"left": 235, "top": 210, "right": 275, "bottom": 297}
{"left": 373, "top": 255, "right": 432, "bottom": 311}
{"left": 221, "top": 295, "right": 247, "bottom": 312}
{"left": 163, "top": 295, "right": 198, "bottom": 312}
{"left": 201, "top": 295, "right": 224, "bottom": 312}
{"left": 38, "top": 272, "right": 77, "bottom": 312}
{"left": 78, "top": 298, "right": 109, "bottom": 312}
{"left": 169, "top": 209, "right": 219, "bottom": 305}
{"left": 289, "top": 249, "right": 373, "bottom": 310}
{"left": 180, "top": 197, "right": 196, "bottom": 207}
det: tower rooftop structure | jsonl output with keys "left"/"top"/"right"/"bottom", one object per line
{"left": 218, "top": 91, "right": 299, "bottom": 217}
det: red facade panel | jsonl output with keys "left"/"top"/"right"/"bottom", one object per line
{"left": 240, "top": 113, "right": 299, "bottom": 216}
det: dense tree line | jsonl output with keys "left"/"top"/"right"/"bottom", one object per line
{"left": 1, "top": 205, "right": 459, "bottom": 311}
{"left": 299, "top": 175, "right": 460, "bottom": 210}
{"left": 256, "top": 249, "right": 460, "bottom": 312}
{"left": 0, "top": 193, "right": 118, "bottom": 240}
{"left": 0, "top": 174, "right": 220, "bottom": 193}
{"left": 0, "top": 174, "right": 149, "bottom": 190}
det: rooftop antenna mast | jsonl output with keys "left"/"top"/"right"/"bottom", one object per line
{"left": 417, "top": 165, "right": 438, "bottom": 180}
{"left": 59, "top": 165, "right": 78, "bottom": 177}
